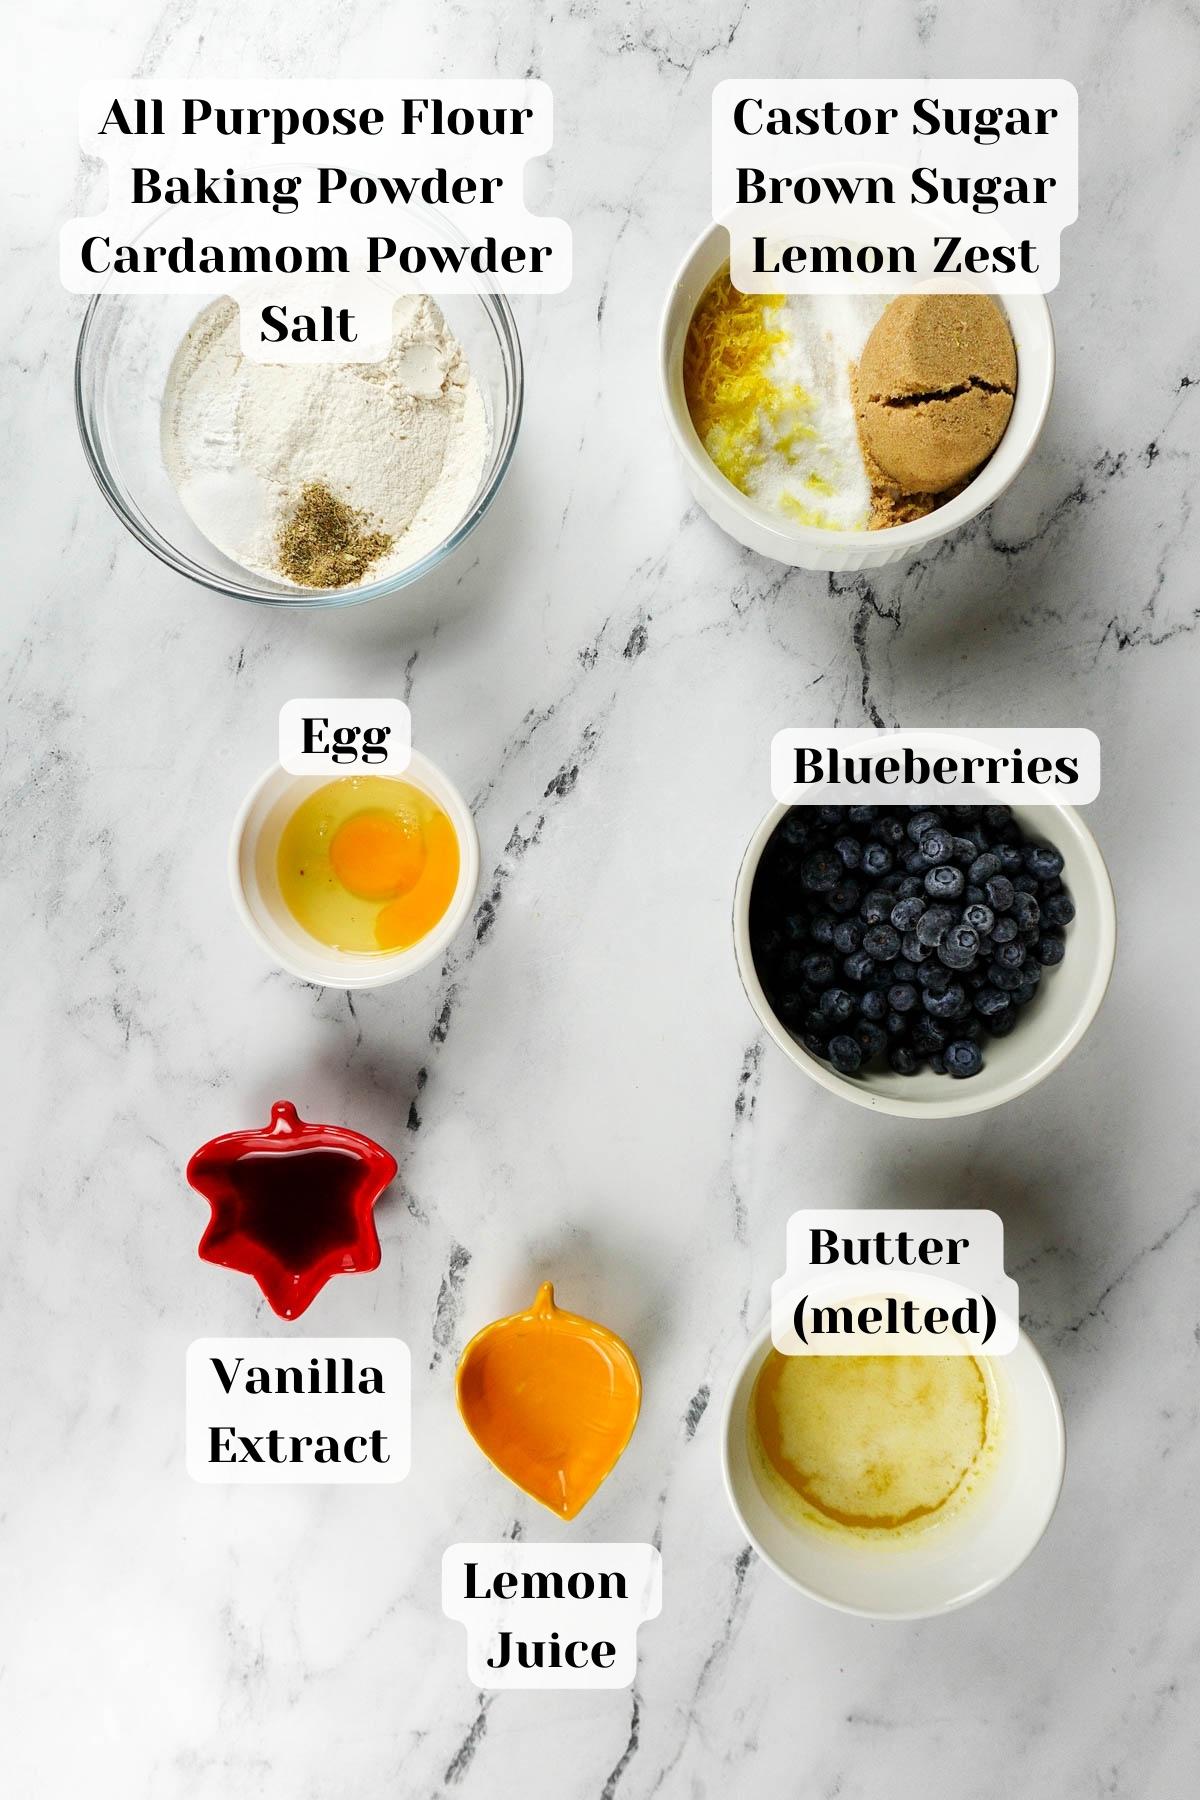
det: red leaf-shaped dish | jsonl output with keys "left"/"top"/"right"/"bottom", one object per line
{"left": 187, "top": 1101, "right": 397, "bottom": 1319}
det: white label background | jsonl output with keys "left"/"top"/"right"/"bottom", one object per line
{"left": 443, "top": 1543, "right": 662, "bottom": 1690}
{"left": 770, "top": 727, "right": 1100, "bottom": 805}
{"left": 771, "top": 1209, "right": 1019, "bottom": 1356}
{"left": 186, "top": 1337, "right": 411, "bottom": 1485}
{"left": 278, "top": 697, "right": 412, "bottom": 776}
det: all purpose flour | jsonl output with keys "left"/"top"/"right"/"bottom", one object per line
{"left": 161, "top": 293, "right": 490, "bottom": 587}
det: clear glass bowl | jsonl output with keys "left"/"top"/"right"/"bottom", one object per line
{"left": 75, "top": 272, "right": 522, "bottom": 608}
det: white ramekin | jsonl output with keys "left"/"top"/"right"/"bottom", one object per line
{"left": 722, "top": 1317, "right": 1066, "bottom": 1619}
{"left": 658, "top": 223, "right": 1055, "bottom": 572}
{"left": 229, "top": 750, "right": 480, "bottom": 989}
{"left": 733, "top": 796, "right": 1116, "bottom": 1120}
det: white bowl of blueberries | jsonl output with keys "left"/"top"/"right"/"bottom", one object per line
{"left": 734, "top": 799, "right": 1117, "bottom": 1119}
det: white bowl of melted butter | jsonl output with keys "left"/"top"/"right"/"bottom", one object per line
{"left": 722, "top": 1320, "right": 1065, "bottom": 1618}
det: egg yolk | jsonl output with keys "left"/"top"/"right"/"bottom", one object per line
{"left": 329, "top": 807, "right": 424, "bottom": 901}
{"left": 376, "top": 811, "right": 460, "bottom": 950}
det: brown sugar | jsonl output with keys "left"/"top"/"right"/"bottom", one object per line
{"left": 854, "top": 294, "right": 1017, "bottom": 521}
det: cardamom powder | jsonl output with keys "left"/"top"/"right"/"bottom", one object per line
{"left": 276, "top": 483, "right": 394, "bottom": 588}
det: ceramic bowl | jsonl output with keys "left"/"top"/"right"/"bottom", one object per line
{"left": 722, "top": 1317, "right": 1066, "bottom": 1619}
{"left": 658, "top": 221, "right": 1054, "bottom": 572}
{"left": 733, "top": 797, "right": 1116, "bottom": 1120}
{"left": 230, "top": 751, "right": 480, "bottom": 988}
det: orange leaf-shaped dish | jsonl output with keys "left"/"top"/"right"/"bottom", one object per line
{"left": 456, "top": 1282, "right": 641, "bottom": 1520}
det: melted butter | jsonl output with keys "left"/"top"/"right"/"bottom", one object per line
{"left": 750, "top": 1351, "right": 996, "bottom": 1540}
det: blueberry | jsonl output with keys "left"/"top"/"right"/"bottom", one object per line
{"left": 993, "top": 939, "right": 1026, "bottom": 971}
{"left": 833, "top": 834, "right": 862, "bottom": 870}
{"left": 902, "top": 932, "right": 931, "bottom": 963}
{"left": 856, "top": 1021, "right": 888, "bottom": 1061}
{"left": 963, "top": 903, "right": 995, "bottom": 936}
{"left": 891, "top": 958, "right": 917, "bottom": 984}
{"left": 923, "top": 981, "right": 967, "bottom": 1020}
{"left": 802, "top": 1031, "right": 829, "bottom": 1060}
{"left": 828, "top": 1034, "right": 863, "bottom": 1074}
{"left": 802, "top": 851, "right": 842, "bottom": 891}
{"left": 905, "top": 849, "right": 935, "bottom": 876}
{"left": 939, "top": 924, "right": 980, "bottom": 970}
{"left": 757, "top": 925, "right": 786, "bottom": 961}
{"left": 1013, "top": 874, "right": 1040, "bottom": 896}
{"left": 891, "top": 895, "right": 927, "bottom": 932}
{"left": 964, "top": 884, "right": 986, "bottom": 906}
{"left": 986, "top": 1008, "right": 1018, "bottom": 1037}
{"left": 828, "top": 881, "right": 862, "bottom": 916}
{"left": 847, "top": 805, "right": 877, "bottom": 825}
{"left": 924, "top": 864, "right": 965, "bottom": 901}
{"left": 983, "top": 805, "right": 1013, "bottom": 830}
{"left": 1036, "top": 935, "right": 1066, "bottom": 967}
{"left": 860, "top": 890, "right": 893, "bottom": 926}
{"left": 886, "top": 1011, "right": 909, "bottom": 1037}
{"left": 859, "top": 988, "right": 888, "bottom": 1022}
{"left": 1043, "top": 892, "right": 1076, "bottom": 928}
{"left": 877, "top": 816, "right": 907, "bottom": 848}
{"left": 1011, "top": 980, "right": 1039, "bottom": 1007}
{"left": 1025, "top": 842, "right": 1064, "bottom": 881}
{"left": 911, "top": 1016, "right": 947, "bottom": 1054}
{"left": 882, "top": 872, "right": 906, "bottom": 893}
{"left": 928, "top": 1052, "right": 947, "bottom": 1075}
{"left": 952, "top": 837, "right": 978, "bottom": 866}
{"left": 862, "top": 923, "right": 901, "bottom": 961}
{"left": 816, "top": 806, "right": 846, "bottom": 827}
{"left": 968, "top": 852, "right": 1001, "bottom": 884}
{"left": 861, "top": 843, "right": 893, "bottom": 877}
{"left": 800, "top": 953, "right": 835, "bottom": 987}
{"left": 918, "top": 962, "right": 953, "bottom": 994}
{"left": 945, "top": 1039, "right": 984, "bottom": 1079}
{"left": 991, "top": 915, "right": 1019, "bottom": 945}
{"left": 988, "top": 962, "right": 1025, "bottom": 992}
{"left": 915, "top": 904, "right": 958, "bottom": 947}
{"left": 888, "top": 982, "right": 919, "bottom": 1012}
{"left": 833, "top": 920, "right": 862, "bottom": 954}
{"left": 997, "top": 843, "right": 1024, "bottom": 875}
{"left": 780, "top": 812, "right": 811, "bottom": 847}
{"left": 889, "top": 1046, "right": 919, "bottom": 1075}
{"left": 974, "top": 986, "right": 1011, "bottom": 1021}
{"left": 896, "top": 876, "right": 924, "bottom": 899}
{"left": 906, "top": 810, "right": 942, "bottom": 843}
{"left": 843, "top": 950, "right": 877, "bottom": 984}
{"left": 919, "top": 826, "right": 955, "bottom": 863}
{"left": 985, "top": 874, "right": 1015, "bottom": 911}
{"left": 819, "top": 987, "right": 856, "bottom": 1024}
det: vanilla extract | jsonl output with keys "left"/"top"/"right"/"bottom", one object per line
{"left": 208, "top": 1354, "right": 385, "bottom": 1395}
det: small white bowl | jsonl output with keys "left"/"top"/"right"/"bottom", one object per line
{"left": 658, "top": 223, "right": 1054, "bottom": 572}
{"left": 230, "top": 751, "right": 480, "bottom": 989}
{"left": 722, "top": 1318, "right": 1066, "bottom": 1619}
{"left": 733, "top": 800, "right": 1116, "bottom": 1120}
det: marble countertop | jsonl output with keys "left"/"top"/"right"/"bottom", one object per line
{"left": 5, "top": 2, "right": 1199, "bottom": 1795}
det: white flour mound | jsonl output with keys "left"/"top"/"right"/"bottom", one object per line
{"left": 161, "top": 294, "right": 490, "bottom": 586}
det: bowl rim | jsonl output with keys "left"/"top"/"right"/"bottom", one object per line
{"left": 720, "top": 1314, "right": 1067, "bottom": 1620}
{"left": 228, "top": 750, "right": 481, "bottom": 988}
{"left": 733, "top": 796, "right": 1117, "bottom": 1119}
{"left": 657, "top": 219, "right": 1055, "bottom": 555}
{"left": 74, "top": 278, "right": 524, "bottom": 609}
